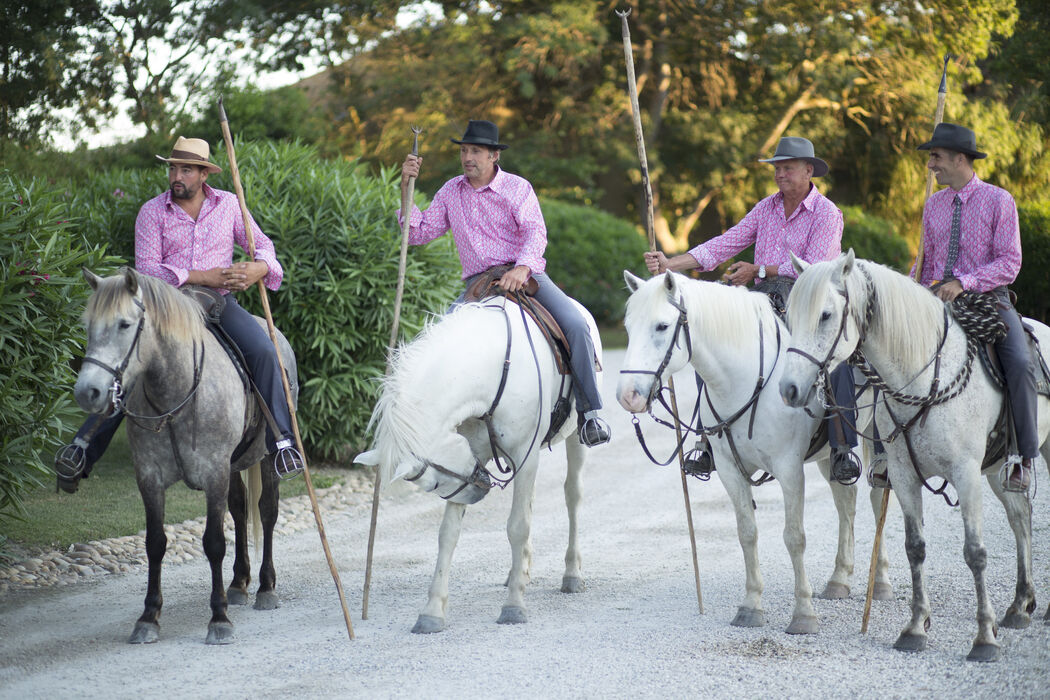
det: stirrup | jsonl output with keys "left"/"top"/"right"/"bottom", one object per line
{"left": 830, "top": 448, "right": 861, "bottom": 485}
{"left": 579, "top": 416, "right": 611, "bottom": 447}
{"left": 998, "top": 456, "right": 1031, "bottom": 493}
{"left": 683, "top": 440, "right": 715, "bottom": 481}
{"left": 54, "top": 442, "right": 88, "bottom": 480}
{"left": 866, "top": 450, "right": 891, "bottom": 490}
{"left": 273, "top": 439, "right": 305, "bottom": 480}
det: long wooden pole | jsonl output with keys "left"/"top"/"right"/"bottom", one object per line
{"left": 218, "top": 97, "right": 355, "bottom": 641}
{"left": 617, "top": 7, "right": 703, "bottom": 614}
{"left": 362, "top": 127, "right": 422, "bottom": 620}
{"left": 861, "top": 54, "right": 951, "bottom": 635}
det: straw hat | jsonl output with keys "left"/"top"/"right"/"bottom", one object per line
{"left": 156, "top": 136, "right": 222, "bottom": 173}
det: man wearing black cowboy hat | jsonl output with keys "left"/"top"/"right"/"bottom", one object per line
{"left": 54, "top": 136, "right": 305, "bottom": 491}
{"left": 398, "top": 119, "right": 611, "bottom": 446}
{"left": 643, "top": 136, "right": 862, "bottom": 484}
{"left": 913, "top": 122, "right": 1036, "bottom": 492}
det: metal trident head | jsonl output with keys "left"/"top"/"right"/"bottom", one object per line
{"left": 410, "top": 126, "right": 422, "bottom": 156}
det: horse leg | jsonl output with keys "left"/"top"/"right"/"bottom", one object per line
{"left": 413, "top": 501, "right": 466, "bottom": 634}
{"left": 499, "top": 462, "right": 540, "bottom": 625}
{"left": 957, "top": 477, "right": 1000, "bottom": 662}
{"left": 816, "top": 456, "right": 856, "bottom": 600}
{"left": 893, "top": 482, "right": 931, "bottom": 653}
{"left": 987, "top": 474, "right": 1034, "bottom": 629}
{"left": 560, "top": 437, "right": 585, "bottom": 594}
{"left": 780, "top": 469, "right": 817, "bottom": 634}
{"left": 254, "top": 463, "right": 280, "bottom": 611}
{"left": 226, "top": 471, "right": 252, "bottom": 606}
{"left": 129, "top": 488, "right": 166, "bottom": 644}
{"left": 868, "top": 484, "right": 894, "bottom": 600}
{"left": 721, "top": 472, "right": 765, "bottom": 628}
{"left": 204, "top": 487, "right": 234, "bottom": 645}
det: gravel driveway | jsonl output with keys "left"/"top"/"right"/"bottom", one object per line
{"left": 2, "top": 349, "right": 1048, "bottom": 698}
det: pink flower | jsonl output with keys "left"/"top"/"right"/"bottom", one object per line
{"left": 113, "top": 188, "right": 125, "bottom": 198}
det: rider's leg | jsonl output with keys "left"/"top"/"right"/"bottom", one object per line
{"left": 531, "top": 273, "right": 610, "bottom": 446}
{"left": 220, "top": 296, "right": 303, "bottom": 477}
{"left": 994, "top": 292, "right": 1038, "bottom": 491}
{"left": 828, "top": 363, "right": 861, "bottom": 484}
{"left": 54, "top": 412, "right": 125, "bottom": 492}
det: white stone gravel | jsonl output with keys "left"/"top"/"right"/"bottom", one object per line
{"left": 1, "top": 350, "right": 1048, "bottom": 699}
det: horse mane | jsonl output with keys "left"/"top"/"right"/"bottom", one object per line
{"left": 85, "top": 272, "right": 205, "bottom": 345}
{"left": 368, "top": 304, "right": 495, "bottom": 485}
{"left": 626, "top": 274, "right": 772, "bottom": 351}
{"left": 789, "top": 258, "right": 944, "bottom": 371}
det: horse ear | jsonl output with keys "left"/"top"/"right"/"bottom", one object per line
{"left": 82, "top": 268, "right": 102, "bottom": 290}
{"left": 121, "top": 266, "right": 138, "bottom": 295}
{"left": 662, "top": 270, "right": 678, "bottom": 295}
{"left": 842, "top": 248, "right": 856, "bottom": 276}
{"left": 790, "top": 252, "right": 809, "bottom": 276}
{"left": 624, "top": 270, "right": 643, "bottom": 293}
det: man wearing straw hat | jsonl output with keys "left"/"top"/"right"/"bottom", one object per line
{"left": 55, "top": 136, "right": 304, "bottom": 491}
{"left": 913, "top": 122, "right": 1036, "bottom": 492}
{"left": 644, "top": 136, "right": 860, "bottom": 484}
{"left": 398, "top": 119, "right": 611, "bottom": 447}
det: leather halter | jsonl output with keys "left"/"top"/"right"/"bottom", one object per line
{"left": 81, "top": 296, "right": 147, "bottom": 417}
{"left": 619, "top": 292, "right": 692, "bottom": 408}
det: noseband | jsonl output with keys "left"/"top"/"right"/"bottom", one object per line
{"left": 619, "top": 293, "right": 692, "bottom": 408}
{"left": 404, "top": 456, "right": 493, "bottom": 501}
{"left": 81, "top": 296, "right": 147, "bottom": 416}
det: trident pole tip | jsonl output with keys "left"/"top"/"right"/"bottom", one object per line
{"left": 218, "top": 96, "right": 228, "bottom": 123}
{"left": 615, "top": 8, "right": 631, "bottom": 18}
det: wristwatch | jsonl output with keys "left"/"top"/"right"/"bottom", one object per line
{"left": 757, "top": 265, "right": 766, "bottom": 280}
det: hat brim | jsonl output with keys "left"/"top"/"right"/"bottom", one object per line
{"left": 450, "top": 138, "right": 509, "bottom": 151}
{"left": 758, "top": 155, "right": 828, "bottom": 178}
{"left": 916, "top": 139, "right": 986, "bottom": 159}
{"left": 156, "top": 155, "right": 223, "bottom": 173}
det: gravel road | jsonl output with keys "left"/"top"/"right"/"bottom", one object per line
{"left": 2, "top": 349, "right": 1048, "bottom": 699}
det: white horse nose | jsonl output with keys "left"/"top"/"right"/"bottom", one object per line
{"left": 779, "top": 377, "right": 802, "bottom": 407}
{"left": 617, "top": 387, "right": 647, "bottom": 414}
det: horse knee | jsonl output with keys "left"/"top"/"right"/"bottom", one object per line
{"left": 904, "top": 529, "right": 925, "bottom": 566}
{"left": 963, "top": 541, "right": 987, "bottom": 571}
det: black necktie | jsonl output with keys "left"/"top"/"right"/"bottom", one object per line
{"left": 944, "top": 193, "right": 962, "bottom": 278}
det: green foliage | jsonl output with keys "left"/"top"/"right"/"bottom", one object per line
{"left": 840, "top": 205, "right": 912, "bottom": 272}
{"left": 541, "top": 198, "right": 649, "bottom": 325}
{"left": 0, "top": 171, "right": 120, "bottom": 522}
{"left": 1015, "top": 202, "right": 1050, "bottom": 323}
{"left": 180, "top": 86, "right": 326, "bottom": 146}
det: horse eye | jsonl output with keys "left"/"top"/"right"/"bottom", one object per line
{"left": 820, "top": 311, "right": 832, "bottom": 323}
{"left": 655, "top": 322, "right": 669, "bottom": 332}
{"left": 119, "top": 320, "right": 131, "bottom": 330}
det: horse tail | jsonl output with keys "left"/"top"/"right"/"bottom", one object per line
{"left": 246, "top": 462, "right": 264, "bottom": 555}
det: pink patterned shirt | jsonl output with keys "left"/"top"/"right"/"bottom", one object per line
{"left": 399, "top": 166, "right": 547, "bottom": 279}
{"left": 688, "top": 184, "right": 843, "bottom": 279}
{"left": 913, "top": 174, "right": 1020, "bottom": 292}
{"left": 135, "top": 184, "right": 282, "bottom": 294}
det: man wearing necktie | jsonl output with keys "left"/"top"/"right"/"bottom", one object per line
{"left": 913, "top": 122, "right": 1036, "bottom": 491}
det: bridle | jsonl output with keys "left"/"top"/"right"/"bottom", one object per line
{"left": 619, "top": 292, "right": 692, "bottom": 408}
{"left": 404, "top": 456, "right": 493, "bottom": 501}
{"left": 81, "top": 296, "right": 147, "bottom": 417}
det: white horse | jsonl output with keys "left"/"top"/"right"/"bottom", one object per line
{"left": 357, "top": 296, "right": 599, "bottom": 633}
{"left": 779, "top": 250, "right": 1049, "bottom": 661}
{"left": 617, "top": 271, "right": 890, "bottom": 635}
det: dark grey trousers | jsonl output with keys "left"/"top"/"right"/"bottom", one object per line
{"left": 994, "top": 289, "right": 1039, "bottom": 458}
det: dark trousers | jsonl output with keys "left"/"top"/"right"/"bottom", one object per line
{"left": 454, "top": 271, "right": 603, "bottom": 414}
{"left": 827, "top": 363, "right": 858, "bottom": 450}
{"left": 995, "top": 290, "right": 1039, "bottom": 458}
{"left": 73, "top": 295, "right": 293, "bottom": 469}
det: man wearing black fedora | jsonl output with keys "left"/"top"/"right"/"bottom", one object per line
{"left": 913, "top": 122, "right": 1036, "bottom": 491}
{"left": 643, "top": 136, "right": 861, "bottom": 484}
{"left": 398, "top": 119, "right": 611, "bottom": 447}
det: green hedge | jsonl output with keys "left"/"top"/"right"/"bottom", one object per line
{"left": 70, "top": 140, "right": 463, "bottom": 460}
{"left": 541, "top": 198, "right": 650, "bottom": 325}
{"left": 1016, "top": 201, "right": 1050, "bottom": 322}
{"left": 841, "top": 205, "right": 912, "bottom": 272}
{"left": 0, "top": 172, "right": 119, "bottom": 522}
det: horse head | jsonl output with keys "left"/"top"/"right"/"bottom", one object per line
{"left": 617, "top": 270, "right": 694, "bottom": 413}
{"left": 75, "top": 267, "right": 148, "bottom": 415}
{"left": 779, "top": 250, "right": 863, "bottom": 407}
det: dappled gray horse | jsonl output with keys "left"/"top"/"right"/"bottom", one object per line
{"left": 74, "top": 268, "right": 297, "bottom": 644}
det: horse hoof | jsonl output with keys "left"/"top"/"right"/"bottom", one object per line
{"left": 128, "top": 621, "right": 159, "bottom": 644}
{"left": 411, "top": 615, "right": 445, "bottom": 634}
{"left": 561, "top": 576, "right": 585, "bottom": 594}
{"left": 999, "top": 610, "right": 1031, "bottom": 630}
{"left": 253, "top": 591, "right": 280, "bottom": 611}
{"left": 497, "top": 605, "right": 528, "bottom": 625}
{"left": 227, "top": 587, "right": 250, "bottom": 606}
{"left": 786, "top": 614, "right": 819, "bottom": 635}
{"left": 206, "top": 621, "right": 235, "bottom": 645}
{"left": 966, "top": 642, "right": 1001, "bottom": 663}
{"left": 731, "top": 606, "right": 766, "bottom": 628}
{"left": 872, "top": 582, "right": 894, "bottom": 601}
{"left": 893, "top": 632, "right": 927, "bottom": 653}
{"left": 818, "top": 582, "right": 850, "bottom": 600}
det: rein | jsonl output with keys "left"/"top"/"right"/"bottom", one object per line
{"left": 81, "top": 296, "right": 147, "bottom": 417}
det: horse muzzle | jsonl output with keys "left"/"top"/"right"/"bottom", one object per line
{"left": 778, "top": 375, "right": 814, "bottom": 408}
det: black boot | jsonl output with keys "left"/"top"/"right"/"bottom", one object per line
{"left": 830, "top": 448, "right": 861, "bottom": 485}
{"left": 579, "top": 414, "right": 611, "bottom": 447}
{"left": 272, "top": 437, "right": 305, "bottom": 479}
{"left": 683, "top": 440, "right": 715, "bottom": 480}
{"left": 54, "top": 441, "right": 90, "bottom": 494}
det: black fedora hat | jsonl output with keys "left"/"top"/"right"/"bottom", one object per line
{"left": 917, "top": 122, "right": 987, "bottom": 159}
{"left": 758, "top": 136, "right": 829, "bottom": 177}
{"left": 450, "top": 120, "right": 508, "bottom": 150}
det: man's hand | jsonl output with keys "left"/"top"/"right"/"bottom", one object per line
{"left": 497, "top": 265, "right": 532, "bottom": 293}
{"left": 724, "top": 261, "right": 761, "bottom": 286}
{"left": 644, "top": 251, "right": 669, "bottom": 275}
{"left": 402, "top": 154, "right": 422, "bottom": 185}
{"left": 933, "top": 278, "right": 964, "bottom": 302}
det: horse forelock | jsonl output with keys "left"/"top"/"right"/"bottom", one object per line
{"left": 84, "top": 273, "right": 204, "bottom": 345}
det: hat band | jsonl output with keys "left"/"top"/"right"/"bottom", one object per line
{"left": 169, "top": 149, "right": 209, "bottom": 161}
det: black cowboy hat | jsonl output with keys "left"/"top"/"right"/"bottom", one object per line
{"left": 917, "top": 122, "right": 987, "bottom": 159}
{"left": 758, "top": 137, "right": 829, "bottom": 177}
{"left": 450, "top": 120, "right": 509, "bottom": 151}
